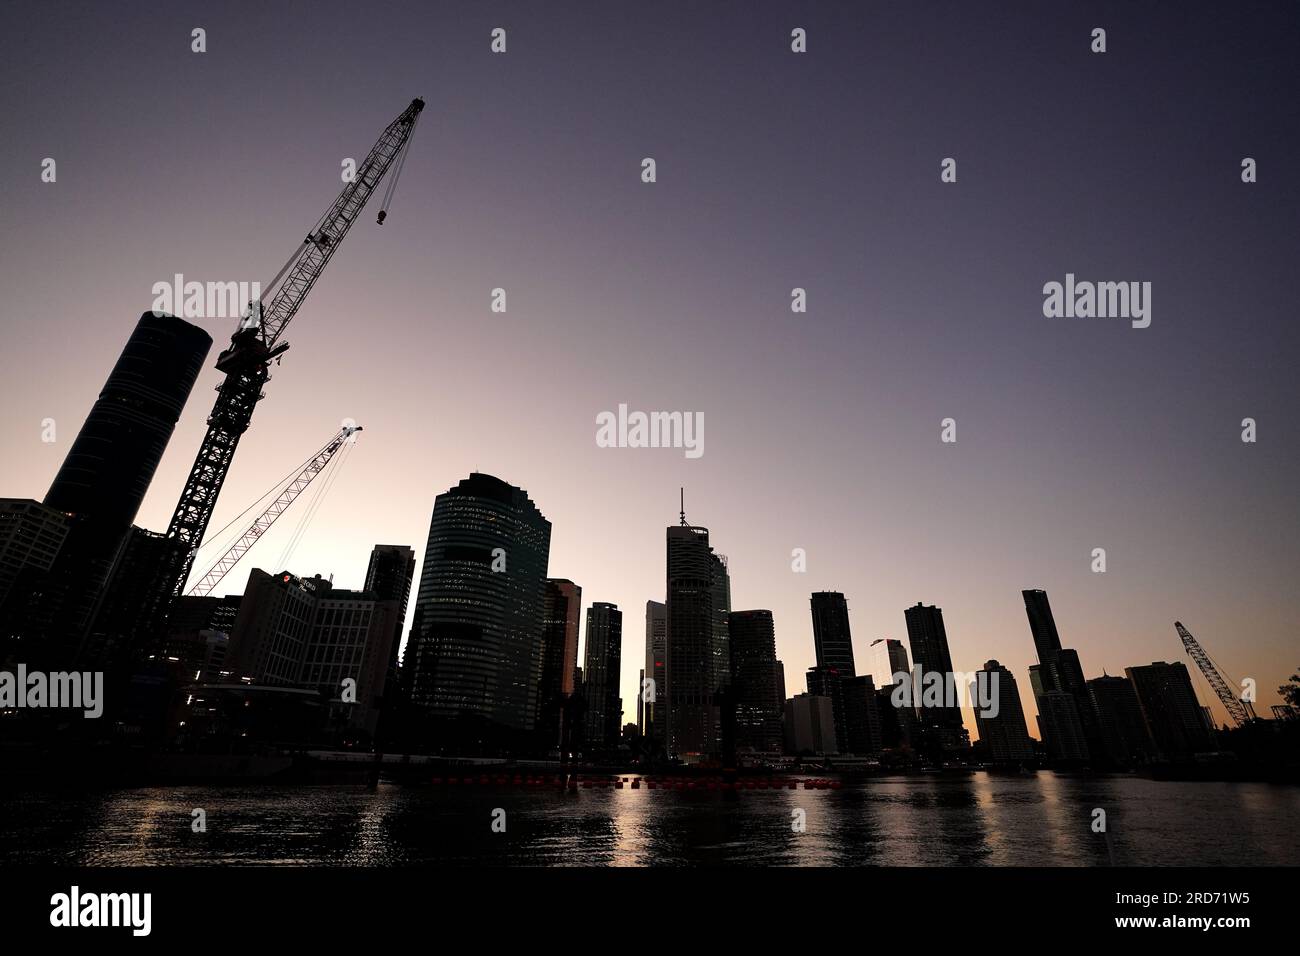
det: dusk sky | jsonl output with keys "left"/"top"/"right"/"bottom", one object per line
{"left": 3, "top": 1, "right": 1297, "bottom": 733}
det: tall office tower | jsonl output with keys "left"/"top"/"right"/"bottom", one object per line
{"left": 365, "top": 545, "right": 417, "bottom": 614}
{"left": 728, "top": 609, "right": 783, "bottom": 754}
{"left": 903, "top": 602, "right": 969, "bottom": 756}
{"left": 1022, "top": 589, "right": 1063, "bottom": 663}
{"left": 582, "top": 602, "right": 622, "bottom": 750}
{"left": 666, "top": 507, "right": 728, "bottom": 761}
{"left": 807, "top": 592, "right": 856, "bottom": 751}
{"left": 1021, "top": 589, "right": 1096, "bottom": 760}
{"left": 1087, "top": 674, "right": 1154, "bottom": 767}
{"left": 404, "top": 474, "right": 551, "bottom": 745}
{"left": 643, "top": 600, "right": 667, "bottom": 746}
{"left": 225, "top": 568, "right": 403, "bottom": 739}
{"left": 540, "top": 578, "right": 582, "bottom": 751}
{"left": 44, "top": 313, "right": 213, "bottom": 531}
{"left": 363, "top": 544, "right": 417, "bottom": 740}
{"left": 711, "top": 554, "right": 732, "bottom": 691}
{"left": 783, "top": 693, "right": 838, "bottom": 755}
{"left": 810, "top": 591, "right": 856, "bottom": 676}
{"left": 869, "top": 637, "right": 911, "bottom": 684}
{"left": 841, "top": 674, "right": 884, "bottom": 755}
{"left": 37, "top": 313, "right": 212, "bottom": 658}
{"left": 1125, "top": 661, "right": 1214, "bottom": 760}
{"left": 972, "top": 660, "right": 1034, "bottom": 766}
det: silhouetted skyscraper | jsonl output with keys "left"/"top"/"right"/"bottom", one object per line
{"left": 711, "top": 553, "right": 731, "bottom": 692}
{"left": 643, "top": 599, "right": 666, "bottom": 746}
{"left": 1088, "top": 674, "right": 1154, "bottom": 767}
{"left": 540, "top": 578, "right": 582, "bottom": 752}
{"left": 1125, "top": 661, "right": 1213, "bottom": 760}
{"left": 810, "top": 591, "right": 856, "bottom": 676}
{"left": 405, "top": 473, "right": 551, "bottom": 746}
{"left": 45, "top": 313, "right": 213, "bottom": 536}
{"left": 903, "top": 602, "right": 969, "bottom": 756}
{"left": 365, "top": 545, "right": 417, "bottom": 614}
{"left": 1021, "top": 590, "right": 1099, "bottom": 761}
{"left": 364, "top": 543, "right": 416, "bottom": 688}
{"left": 973, "top": 660, "right": 1034, "bottom": 766}
{"left": 666, "top": 507, "right": 727, "bottom": 760}
{"left": 1022, "top": 589, "right": 1063, "bottom": 664}
{"left": 582, "top": 602, "right": 622, "bottom": 750}
{"left": 1029, "top": 664, "right": 1089, "bottom": 763}
{"left": 728, "top": 609, "right": 783, "bottom": 754}
{"left": 37, "top": 313, "right": 211, "bottom": 659}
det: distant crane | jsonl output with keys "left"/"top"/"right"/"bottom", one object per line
{"left": 147, "top": 97, "right": 423, "bottom": 618}
{"left": 186, "top": 425, "right": 361, "bottom": 598}
{"left": 1174, "top": 621, "right": 1257, "bottom": 726}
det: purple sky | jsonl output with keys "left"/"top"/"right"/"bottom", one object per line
{"left": 3, "top": 1, "right": 1297, "bottom": 733}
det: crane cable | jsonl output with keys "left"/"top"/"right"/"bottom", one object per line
{"left": 277, "top": 437, "right": 352, "bottom": 570}
{"left": 272, "top": 435, "right": 356, "bottom": 572}
{"left": 378, "top": 111, "right": 421, "bottom": 223}
{"left": 192, "top": 449, "right": 323, "bottom": 558}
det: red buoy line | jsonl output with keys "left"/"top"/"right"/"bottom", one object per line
{"left": 424, "top": 774, "right": 844, "bottom": 791}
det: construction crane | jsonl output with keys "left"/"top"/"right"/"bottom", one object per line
{"left": 152, "top": 97, "right": 423, "bottom": 612}
{"left": 186, "top": 425, "right": 361, "bottom": 598}
{"left": 1174, "top": 621, "right": 1257, "bottom": 726}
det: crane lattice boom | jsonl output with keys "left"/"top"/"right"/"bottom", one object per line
{"left": 186, "top": 425, "right": 361, "bottom": 598}
{"left": 152, "top": 97, "right": 423, "bottom": 615}
{"left": 1174, "top": 621, "right": 1256, "bottom": 726}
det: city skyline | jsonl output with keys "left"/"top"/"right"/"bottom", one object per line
{"left": 3, "top": 0, "right": 1297, "bottom": 741}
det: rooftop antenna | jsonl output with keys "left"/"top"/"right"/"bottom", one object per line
{"left": 679, "top": 487, "right": 687, "bottom": 526}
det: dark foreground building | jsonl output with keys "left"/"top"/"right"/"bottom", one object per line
{"left": 221, "top": 567, "right": 404, "bottom": 743}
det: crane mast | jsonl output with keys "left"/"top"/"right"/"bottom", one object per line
{"left": 186, "top": 425, "right": 361, "bottom": 598}
{"left": 156, "top": 98, "right": 423, "bottom": 609}
{"left": 1174, "top": 621, "right": 1256, "bottom": 726}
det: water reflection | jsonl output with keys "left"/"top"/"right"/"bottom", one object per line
{"left": 2, "top": 773, "right": 1296, "bottom": 866}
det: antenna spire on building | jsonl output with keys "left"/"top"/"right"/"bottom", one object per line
{"left": 679, "top": 487, "right": 687, "bottom": 526}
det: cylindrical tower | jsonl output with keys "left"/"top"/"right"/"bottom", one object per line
{"left": 39, "top": 312, "right": 211, "bottom": 654}
{"left": 45, "top": 312, "right": 212, "bottom": 529}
